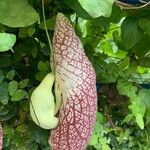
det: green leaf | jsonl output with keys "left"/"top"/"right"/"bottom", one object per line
{"left": 113, "top": 30, "right": 126, "bottom": 51}
{"left": 135, "top": 114, "right": 144, "bottom": 130}
{"left": 0, "top": 111, "right": 15, "bottom": 121}
{"left": 101, "top": 42, "right": 113, "bottom": 56}
{"left": 38, "top": 61, "right": 50, "bottom": 72}
{"left": 64, "top": 0, "right": 92, "bottom": 19}
{"left": 139, "top": 89, "right": 150, "bottom": 124}
{"left": 6, "top": 70, "right": 15, "bottom": 80}
{"left": 78, "top": 0, "right": 115, "bottom": 18}
{"left": 119, "top": 57, "right": 130, "bottom": 70}
{"left": 96, "top": 112, "right": 105, "bottom": 124}
{"left": 18, "top": 26, "right": 35, "bottom": 38}
{"left": 35, "top": 72, "right": 47, "bottom": 82}
{"left": 19, "top": 79, "right": 29, "bottom": 89}
{"left": 89, "top": 134, "right": 99, "bottom": 146}
{"left": 0, "top": 70, "right": 5, "bottom": 84}
{"left": 0, "top": 33, "right": 16, "bottom": 52}
{"left": 113, "top": 50, "right": 127, "bottom": 59}
{"left": 14, "top": 39, "right": 38, "bottom": 60}
{"left": 137, "top": 66, "right": 146, "bottom": 74}
{"left": 18, "top": 27, "right": 29, "bottom": 38}
{"left": 16, "top": 124, "right": 28, "bottom": 133}
{"left": 121, "top": 17, "right": 141, "bottom": 50}
{"left": 3, "top": 126, "right": 14, "bottom": 135}
{"left": 26, "top": 142, "right": 38, "bottom": 150}
{"left": 0, "top": 82, "right": 9, "bottom": 105}
{"left": 134, "top": 36, "right": 150, "bottom": 58}
{"left": 11, "top": 89, "right": 27, "bottom": 101}
{"left": 123, "top": 114, "right": 133, "bottom": 123}
{"left": 138, "top": 18, "right": 150, "bottom": 35}
{"left": 39, "top": 18, "right": 55, "bottom": 30}
{"left": 139, "top": 89, "right": 150, "bottom": 111}
{"left": 0, "top": 107, "right": 9, "bottom": 116}
{"left": 99, "top": 137, "right": 111, "bottom": 150}
{"left": 29, "top": 125, "right": 49, "bottom": 144}
{"left": 27, "top": 26, "right": 35, "bottom": 37}
{"left": 139, "top": 57, "right": 150, "bottom": 68}
{"left": 0, "top": 0, "right": 39, "bottom": 27}
{"left": 129, "top": 97, "right": 146, "bottom": 129}
{"left": 8, "top": 80, "right": 18, "bottom": 96}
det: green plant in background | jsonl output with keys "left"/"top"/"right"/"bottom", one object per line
{"left": 0, "top": 0, "right": 150, "bottom": 149}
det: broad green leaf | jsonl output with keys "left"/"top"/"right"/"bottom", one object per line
{"left": 78, "top": 0, "right": 115, "bottom": 18}
{"left": 129, "top": 98, "right": 146, "bottom": 129}
{"left": 137, "top": 66, "right": 146, "bottom": 74}
{"left": 89, "top": 134, "right": 99, "bottom": 146}
{"left": 134, "top": 36, "right": 150, "bottom": 58}
{"left": 96, "top": 112, "right": 105, "bottom": 124}
{"left": 30, "top": 125, "right": 49, "bottom": 144}
{"left": 39, "top": 18, "right": 55, "bottom": 30}
{"left": 0, "top": 94, "right": 9, "bottom": 105}
{"left": 6, "top": 70, "right": 15, "bottom": 80}
{"left": 101, "top": 42, "right": 113, "bottom": 56}
{"left": 26, "top": 142, "right": 38, "bottom": 150}
{"left": 18, "top": 26, "right": 35, "bottom": 38}
{"left": 35, "top": 72, "right": 47, "bottom": 82}
{"left": 123, "top": 114, "right": 133, "bottom": 123}
{"left": 0, "top": 33, "right": 16, "bottom": 52}
{"left": 138, "top": 18, "right": 150, "bottom": 35}
{"left": 135, "top": 114, "right": 144, "bottom": 129}
{"left": 16, "top": 124, "right": 28, "bottom": 133}
{"left": 121, "top": 17, "right": 141, "bottom": 50}
{"left": 3, "top": 126, "right": 14, "bottom": 135}
{"left": 0, "top": 70, "right": 5, "bottom": 84}
{"left": 19, "top": 79, "right": 29, "bottom": 89}
{"left": 0, "top": 107, "right": 9, "bottom": 116}
{"left": 119, "top": 57, "right": 130, "bottom": 70}
{"left": 0, "top": 24, "right": 6, "bottom": 31}
{"left": 64, "top": 0, "right": 92, "bottom": 19}
{"left": 38, "top": 61, "right": 50, "bottom": 72}
{"left": 113, "top": 30, "right": 126, "bottom": 51}
{"left": 14, "top": 39, "right": 38, "bottom": 60}
{"left": 0, "top": 82, "right": 9, "bottom": 105}
{"left": 0, "top": 112, "right": 15, "bottom": 121}
{"left": 99, "top": 137, "right": 111, "bottom": 150}
{"left": 11, "top": 89, "right": 27, "bottom": 101}
{"left": 139, "top": 57, "right": 150, "bottom": 68}
{"left": 139, "top": 89, "right": 150, "bottom": 116}
{"left": 117, "top": 79, "right": 137, "bottom": 98}
{"left": 27, "top": 26, "right": 35, "bottom": 37}
{"left": 102, "top": 144, "right": 111, "bottom": 150}
{"left": 113, "top": 50, "right": 127, "bottom": 59}
{"left": 8, "top": 80, "right": 18, "bottom": 96}
{"left": 0, "top": 0, "right": 39, "bottom": 27}
{"left": 18, "top": 27, "right": 29, "bottom": 38}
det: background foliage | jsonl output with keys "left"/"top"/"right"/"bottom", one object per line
{"left": 0, "top": 0, "right": 150, "bottom": 149}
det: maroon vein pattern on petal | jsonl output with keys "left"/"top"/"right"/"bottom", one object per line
{"left": 49, "top": 13, "right": 97, "bottom": 150}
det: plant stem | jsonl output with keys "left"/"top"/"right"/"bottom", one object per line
{"left": 41, "top": 0, "right": 54, "bottom": 73}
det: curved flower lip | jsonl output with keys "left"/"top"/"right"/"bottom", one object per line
{"left": 49, "top": 13, "right": 97, "bottom": 150}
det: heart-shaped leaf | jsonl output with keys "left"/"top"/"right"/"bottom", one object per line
{"left": 0, "top": 33, "right": 16, "bottom": 52}
{"left": 0, "top": 0, "right": 39, "bottom": 27}
{"left": 78, "top": 0, "right": 115, "bottom": 18}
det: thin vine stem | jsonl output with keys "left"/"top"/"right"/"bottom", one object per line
{"left": 41, "top": 0, "right": 53, "bottom": 57}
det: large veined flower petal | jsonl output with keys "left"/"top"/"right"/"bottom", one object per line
{"left": 49, "top": 13, "right": 97, "bottom": 150}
